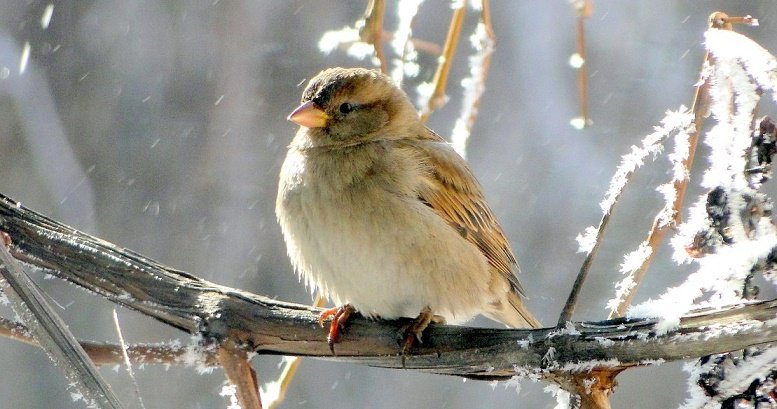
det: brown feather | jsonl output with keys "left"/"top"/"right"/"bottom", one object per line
{"left": 400, "top": 128, "right": 526, "bottom": 298}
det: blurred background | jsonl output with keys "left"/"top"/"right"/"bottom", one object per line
{"left": 0, "top": 1, "right": 775, "bottom": 408}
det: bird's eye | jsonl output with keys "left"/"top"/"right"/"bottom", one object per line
{"left": 339, "top": 102, "right": 355, "bottom": 114}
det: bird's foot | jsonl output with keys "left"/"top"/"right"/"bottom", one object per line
{"left": 318, "top": 304, "right": 355, "bottom": 353}
{"left": 400, "top": 306, "right": 446, "bottom": 356}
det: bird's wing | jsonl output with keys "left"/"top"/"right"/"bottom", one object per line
{"left": 403, "top": 129, "right": 525, "bottom": 297}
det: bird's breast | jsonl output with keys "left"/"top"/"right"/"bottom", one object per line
{"left": 276, "top": 144, "right": 492, "bottom": 321}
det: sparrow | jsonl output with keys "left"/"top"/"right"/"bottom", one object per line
{"left": 276, "top": 67, "right": 540, "bottom": 353}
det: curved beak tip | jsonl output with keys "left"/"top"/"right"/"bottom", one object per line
{"left": 288, "top": 101, "right": 330, "bottom": 128}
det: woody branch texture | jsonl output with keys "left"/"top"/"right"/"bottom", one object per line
{"left": 0, "top": 192, "right": 775, "bottom": 380}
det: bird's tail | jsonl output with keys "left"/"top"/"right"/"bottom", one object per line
{"left": 487, "top": 291, "right": 541, "bottom": 329}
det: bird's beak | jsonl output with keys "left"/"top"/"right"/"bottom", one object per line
{"left": 287, "top": 100, "right": 330, "bottom": 128}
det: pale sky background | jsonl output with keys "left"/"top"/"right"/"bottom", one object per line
{"left": 0, "top": 2, "right": 776, "bottom": 408}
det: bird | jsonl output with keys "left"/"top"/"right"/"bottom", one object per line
{"left": 276, "top": 67, "right": 540, "bottom": 353}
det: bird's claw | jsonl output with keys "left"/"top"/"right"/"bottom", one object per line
{"left": 400, "top": 306, "right": 443, "bottom": 356}
{"left": 318, "top": 304, "right": 354, "bottom": 354}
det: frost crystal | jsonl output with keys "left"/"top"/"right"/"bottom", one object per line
{"left": 599, "top": 107, "right": 693, "bottom": 213}
{"left": 450, "top": 20, "right": 494, "bottom": 158}
{"left": 317, "top": 20, "right": 376, "bottom": 62}
{"left": 630, "top": 28, "right": 777, "bottom": 335}
{"left": 654, "top": 182, "right": 677, "bottom": 228}
{"left": 619, "top": 241, "right": 653, "bottom": 275}
{"left": 390, "top": 0, "right": 424, "bottom": 84}
{"left": 575, "top": 226, "right": 598, "bottom": 255}
{"left": 542, "top": 347, "right": 557, "bottom": 366}
{"left": 181, "top": 335, "right": 216, "bottom": 375}
{"left": 220, "top": 384, "right": 241, "bottom": 409}
{"left": 606, "top": 242, "right": 652, "bottom": 314}
{"left": 568, "top": 53, "right": 585, "bottom": 69}
{"left": 261, "top": 356, "right": 297, "bottom": 407}
{"left": 544, "top": 384, "right": 572, "bottom": 409}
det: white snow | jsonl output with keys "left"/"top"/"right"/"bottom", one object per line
{"left": 630, "top": 28, "right": 777, "bottom": 335}
{"left": 575, "top": 225, "right": 598, "bottom": 255}
{"left": 544, "top": 384, "right": 572, "bottom": 409}
{"left": 449, "top": 20, "right": 495, "bottom": 158}
{"left": 599, "top": 108, "right": 693, "bottom": 213}
{"left": 390, "top": 0, "right": 424, "bottom": 84}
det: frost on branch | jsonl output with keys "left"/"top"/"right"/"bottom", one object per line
{"left": 605, "top": 242, "right": 652, "bottom": 314}
{"left": 574, "top": 107, "right": 693, "bottom": 311}
{"left": 389, "top": 0, "right": 423, "bottom": 84}
{"left": 630, "top": 29, "right": 777, "bottom": 327}
{"left": 318, "top": 25, "right": 375, "bottom": 62}
{"left": 450, "top": 11, "right": 494, "bottom": 158}
{"left": 681, "top": 349, "right": 777, "bottom": 409}
{"left": 623, "top": 27, "right": 777, "bottom": 407}
{"left": 599, "top": 108, "right": 694, "bottom": 214}
{"left": 575, "top": 225, "right": 598, "bottom": 255}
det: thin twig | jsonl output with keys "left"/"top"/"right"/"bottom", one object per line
{"left": 571, "top": 0, "right": 592, "bottom": 129}
{"left": 607, "top": 71, "right": 709, "bottom": 319}
{"left": 449, "top": 0, "right": 496, "bottom": 157}
{"left": 0, "top": 315, "right": 219, "bottom": 366}
{"left": 219, "top": 338, "right": 263, "bottom": 409}
{"left": 113, "top": 309, "right": 146, "bottom": 409}
{"left": 359, "top": 0, "right": 388, "bottom": 74}
{"left": 383, "top": 34, "right": 441, "bottom": 56}
{"left": 419, "top": 4, "right": 466, "bottom": 123}
{"left": 557, "top": 210, "right": 613, "bottom": 326}
{"left": 0, "top": 233, "right": 125, "bottom": 408}
{"left": 608, "top": 12, "right": 756, "bottom": 319}
{"left": 265, "top": 294, "right": 325, "bottom": 409}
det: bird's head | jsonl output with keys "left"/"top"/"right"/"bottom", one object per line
{"left": 288, "top": 67, "right": 419, "bottom": 145}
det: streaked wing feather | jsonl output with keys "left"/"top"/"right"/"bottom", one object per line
{"left": 406, "top": 129, "right": 525, "bottom": 297}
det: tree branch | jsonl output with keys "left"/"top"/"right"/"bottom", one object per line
{"left": 0, "top": 192, "right": 776, "bottom": 383}
{"left": 0, "top": 227, "right": 124, "bottom": 408}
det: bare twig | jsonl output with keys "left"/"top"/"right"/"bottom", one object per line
{"left": 359, "top": 0, "right": 388, "bottom": 73}
{"left": 0, "top": 316, "right": 219, "bottom": 366}
{"left": 558, "top": 209, "right": 612, "bottom": 325}
{"left": 113, "top": 309, "right": 146, "bottom": 409}
{"left": 571, "top": 0, "right": 593, "bottom": 129}
{"left": 219, "top": 338, "right": 263, "bottom": 409}
{"left": 0, "top": 233, "right": 125, "bottom": 408}
{"left": 419, "top": 4, "right": 466, "bottom": 123}
{"left": 265, "top": 294, "right": 325, "bottom": 409}
{"left": 571, "top": 369, "right": 621, "bottom": 409}
{"left": 449, "top": 0, "right": 496, "bottom": 157}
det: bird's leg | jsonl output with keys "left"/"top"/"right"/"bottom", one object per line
{"left": 400, "top": 306, "right": 446, "bottom": 355}
{"left": 318, "top": 304, "right": 355, "bottom": 353}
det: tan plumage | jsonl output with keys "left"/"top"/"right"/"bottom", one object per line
{"left": 406, "top": 131, "right": 539, "bottom": 328}
{"left": 277, "top": 67, "right": 540, "bottom": 342}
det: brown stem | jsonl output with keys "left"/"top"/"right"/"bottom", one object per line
{"left": 571, "top": 369, "right": 621, "bottom": 409}
{"left": 457, "top": 0, "right": 496, "bottom": 139}
{"left": 419, "top": 5, "right": 465, "bottom": 123}
{"left": 266, "top": 294, "right": 325, "bottom": 409}
{"left": 559, "top": 204, "right": 623, "bottom": 325}
{"left": 219, "top": 338, "right": 263, "bottom": 409}
{"left": 0, "top": 316, "right": 220, "bottom": 366}
{"left": 359, "top": 0, "right": 388, "bottom": 74}
{"left": 573, "top": 0, "right": 593, "bottom": 128}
